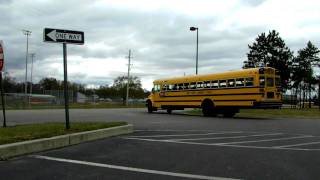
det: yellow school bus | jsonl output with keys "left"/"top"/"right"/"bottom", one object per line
{"left": 146, "top": 67, "right": 282, "bottom": 117}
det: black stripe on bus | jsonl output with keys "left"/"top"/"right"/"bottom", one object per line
{"left": 214, "top": 99, "right": 256, "bottom": 102}
{"left": 154, "top": 100, "right": 202, "bottom": 103}
{"left": 154, "top": 99, "right": 256, "bottom": 103}
{"left": 161, "top": 93, "right": 263, "bottom": 98}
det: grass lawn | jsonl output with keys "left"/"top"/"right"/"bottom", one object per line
{"left": 185, "top": 108, "right": 320, "bottom": 119}
{"left": 0, "top": 122, "right": 127, "bottom": 145}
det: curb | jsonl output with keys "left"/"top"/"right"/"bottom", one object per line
{"left": 0, "top": 124, "right": 133, "bottom": 160}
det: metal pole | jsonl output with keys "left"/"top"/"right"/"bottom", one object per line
{"left": 196, "top": 28, "right": 198, "bottom": 75}
{"left": 318, "top": 79, "right": 320, "bottom": 111}
{"left": 63, "top": 43, "right": 70, "bottom": 129}
{"left": 0, "top": 72, "right": 6, "bottom": 127}
{"left": 23, "top": 30, "right": 31, "bottom": 106}
{"left": 126, "top": 49, "right": 131, "bottom": 106}
{"left": 29, "top": 53, "right": 35, "bottom": 106}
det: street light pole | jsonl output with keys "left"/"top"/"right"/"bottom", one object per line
{"left": 29, "top": 53, "right": 35, "bottom": 105}
{"left": 23, "top": 30, "right": 31, "bottom": 105}
{"left": 190, "top": 27, "right": 199, "bottom": 75}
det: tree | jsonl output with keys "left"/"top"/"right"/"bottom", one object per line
{"left": 39, "top": 77, "right": 61, "bottom": 90}
{"left": 243, "top": 30, "right": 293, "bottom": 90}
{"left": 292, "top": 41, "right": 320, "bottom": 108}
{"left": 112, "top": 76, "right": 145, "bottom": 104}
{"left": 3, "top": 75, "right": 17, "bottom": 93}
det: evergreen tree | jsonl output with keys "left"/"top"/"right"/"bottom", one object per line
{"left": 293, "top": 41, "right": 320, "bottom": 108}
{"left": 244, "top": 30, "right": 293, "bottom": 90}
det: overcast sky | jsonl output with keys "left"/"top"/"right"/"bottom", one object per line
{"left": 0, "top": 0, "right": 319, "bottom": 90}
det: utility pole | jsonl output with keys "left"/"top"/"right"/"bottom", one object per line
{"left": 29, "top": 53, "right": 35, "bottom": 106}
{"left": 23, "top": 30, "right": 31, "bottom": 106}
{"left": 189, "top": 27, "right": 199, "bottom": 75}
{"left": 126, "top": 50, "right": 132, "bottom": 106}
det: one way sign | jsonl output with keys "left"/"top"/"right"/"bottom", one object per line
{"left": 43, "top": 28, "right": 84, "bottom": 45}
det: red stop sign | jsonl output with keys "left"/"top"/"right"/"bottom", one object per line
{"left": 0, "top": 41, "right": 4, "bottom": 71}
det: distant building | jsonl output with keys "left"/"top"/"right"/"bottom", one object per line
{"left": 76, "top": 92, "right": 87, "bottom": 103}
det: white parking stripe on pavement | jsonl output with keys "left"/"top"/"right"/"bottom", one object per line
{"left": 124, "top": 137, "right": 320, "bottom": 151}
{"left": 213, "top": 135, "right": 314, "bottom": 145}
{"left": 169, "top": 133, "right": 283, "bottom": 141}
{"left": 275, "top": 141, "right": 320, "bottom": 148}
{"left": 30, "top": 155, "right": 241, "bottom": 180}
{"left": 129, "top": 131, "right": 243, "bottom": 138}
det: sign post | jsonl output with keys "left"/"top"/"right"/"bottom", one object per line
{"left": 44, "top": 28, "right": 84, "bottom": 129}
{"left": 63, "top": 43, "right": 70, "bottom": 129}
{"left": 0, "top": 40, "right": 6, "bottom": 128}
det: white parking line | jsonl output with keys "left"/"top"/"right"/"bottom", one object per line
{"left": 129, "top": 131, "right": 243, "bottom": 138}
{"left": 135, "top": 130, "right": 215, "bottom": 132}
{"left": 169, "top": 133, "right": 283, "bottom": 141}
{"left": 31, "top": 155, "right": 240, "bottom": 180}
{"left": 125, "top": 137, "right": 320, "bottom": 151}
{"left": 275, "top": 141, "right": 320, "bottom": 148}
{"left": 213, "top": 135, "right": 314, "bottom": 145}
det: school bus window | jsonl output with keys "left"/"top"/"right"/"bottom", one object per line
{"left": 168, "top": 84, "right": 174, "bottom": 91}
{"left": 174, "top": 84, "right": 179, "bottom": 90}
{"left": 183, "top": 83, "right": 189, "bottom": 89}
{"left": 204, "top": 81, "right": 211, "bottom": 88}
{"left": 219, "top": 80, "right": 227, "bottom": 88}
{"left": 175, "top": 84, "right": 179, "bottom": 90}
{"left": 236, "top": 78, "right": 244, "bottom": 87}
{"left": 154, "top": 84, "right": 160, "bottom": 92}
{"left": 197, "top": 82, "right": 203, "bottom": 89}
{"left": 275, "top": 77, "right": 281, "bottom": 87}
{"left": 227, "top": 79, "right": 235, "bottom": 87}
{"left": 245, "top": 77, "right": 254, "bottom": 87}
{"left": 190, "top": 82, "right": 196, "bottom": 89}
{"left": 259, "top": 76, "right": 265, "bottom": 87}
{"left": 212, "top": 81, "right": 219, "bottom": 88}
{"left": 162, "top": 84, "right": 167, "bottom": 91}
{"left": 178, "top": 83, "right": 183, "bottom": 90}
{"left": 267, "top": 78, "right": 274, "bottom": 87}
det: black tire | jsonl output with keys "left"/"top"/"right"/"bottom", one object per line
{"left": 202, "top": 99, "right": 214, "bottom": 117}
{"left": 167, "top": 109, "right": 172, "bottom": 114}
{"left": 147, "top": 101, "right": 153, "bottom": 113}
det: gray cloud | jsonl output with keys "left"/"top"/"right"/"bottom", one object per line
{"left": 0, "top": 0, "right": 318, "bottom": 89}
{"left": 240, "top": 0, "right": 266, "bottom": 7}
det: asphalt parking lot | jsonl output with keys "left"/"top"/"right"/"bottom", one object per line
{"left": 1, "top": 109, "right": 320, "bottom": 179}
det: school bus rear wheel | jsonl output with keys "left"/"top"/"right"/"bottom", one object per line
{"left": 147, "top": 101, "right": 153, "bottom": 113}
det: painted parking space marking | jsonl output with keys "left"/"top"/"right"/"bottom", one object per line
{"left": 213, "top": 135, "right": 313, "bottom": 145}
{"left": 169, "top": 133, "right": 283, "bottom": 141}
{"left": 125, "top": 130, "right": 320, "bottom": 151}
{"left": 30, "top": 155, "right": 240, "bottom": 180}
{"left": 125, "top": 137, "right": 320, "bottom": 151}
{"left": 275, "top": 141, "right": 320, "bottom": 148}
{"left": 130, "top": 131, "right": 243, "bottom": 138}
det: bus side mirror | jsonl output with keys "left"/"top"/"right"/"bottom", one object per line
{"left": 151, "top": 88, "right": 155, "bottom": 93}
